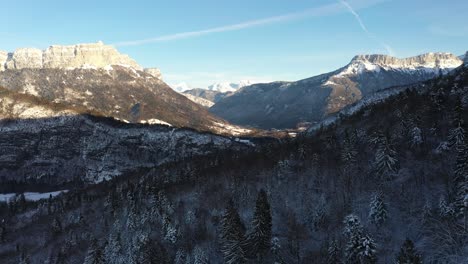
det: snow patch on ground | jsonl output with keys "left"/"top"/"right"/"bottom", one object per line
{"left": 140, "top": 119, "right": 172, "bottom": 126}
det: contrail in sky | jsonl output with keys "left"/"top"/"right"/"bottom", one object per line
{"left": 113, "top": 0, "right": 387, "bottom": 47}
{"left": 339, "top": 0, "right": 394, "bottom": 55}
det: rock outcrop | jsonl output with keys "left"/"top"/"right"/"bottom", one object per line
{"left": 143, "top": 68, "right": 162, "bottom": 79}
{"left": 351, "top": 53, "right": 461, "bottom": 70}
{"left": 0, "top": 41, "right": 152, "bottom": 71}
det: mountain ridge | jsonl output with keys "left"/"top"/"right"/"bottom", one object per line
{"left": 210, "top": 52, "right": 464, "bottom": 129}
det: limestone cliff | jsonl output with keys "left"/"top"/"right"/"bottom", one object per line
{"left": 0, "top": 41, "right": 162, "bottom": 79}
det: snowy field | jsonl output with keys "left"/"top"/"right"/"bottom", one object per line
{"left": 0, "top": 190, "right": 68, "bottom": 203}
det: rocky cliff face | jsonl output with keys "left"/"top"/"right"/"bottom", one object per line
{"left": 0, "top": 41, "right": 163, "bottom": 79}
{"left": 210, "top": 52, "right": 463, "bottom": 129}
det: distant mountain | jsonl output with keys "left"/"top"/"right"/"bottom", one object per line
{"left": 0, "top": 42, "right": 249, "bottom": 135}
{"left": 171, "top": 82, "right": 192, "bottom": 92}
{"left": 210, "top": 52, "right": 463, "bottom": 129}
{"left": 207, "top": 80, "right": 253, "bottom": 93}
{"left": 181, "top": 93, "right": 215, "bottom": 108}
{"left": 183, "top": 88, "right": 233, "bottom": 103}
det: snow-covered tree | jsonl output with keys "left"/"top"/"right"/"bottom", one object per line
{"left": 244, "top": 189, "right": 272, "bottom": 259}
{"left": 448, "top": 100, "right": 465, "bottom": 148}
{"left": 104, "top": 233, "right": 124, "bottom": 264}
{"left": 453, "top": 143, "right": 468, "bottom": 217}
{"left": 343, "top": 214, "right": 377, "bottom": 263}
{"left": 193, "top": 246, "right": 209, "bottom": 264}
{"left": 219, "top": 200, "right": 246, "bottom": 264}
{"left": 174, "top": 249, "right": 187, "bottom": 264}
{"left": 343, "top": 214, "right": 363, "bottom": 238}
{"left": 369, "top": 192, "right": 388, "bottom": 227}
{"left": 270, "top": 237, "right": 285, "bottom": 263}
{"left": 341, "top": 130, "right": 358, "bottom": 169}
{"left": 396, "top": 239, "right": 422, "bottom": 264}
{"left": 438, "top": 196, "right": 455, "bottom": 219}
{"left": 83, "top": 239, "right": 105, "bottom": 264}
{"left": 326, "top": 239, "right": 341, "bottom": 264}
{"left": 371, "top": 131, "right": 399, "bottom": 178}
{"left": 410, "top": 126, "right": 423, "bottom": 147}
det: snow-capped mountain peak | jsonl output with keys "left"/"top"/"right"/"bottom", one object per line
{"left": 207, "top": 80, "right": 253, "bottom": 93}
{"left": 170, "top": 82, "right": 192, "bottom": 92}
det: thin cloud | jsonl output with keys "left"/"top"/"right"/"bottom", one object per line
{"left": 113, "top": 0, "right": 386, "bottom": 47}
{"left": 339, "top": 0, "right": 394, "bottom": 55}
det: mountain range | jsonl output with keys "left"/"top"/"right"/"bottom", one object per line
{"left": 0, "top": 42, "right": 251, "bottom": 135}
{"left": 210, "top": 52, "right": 463, "bottom": 129}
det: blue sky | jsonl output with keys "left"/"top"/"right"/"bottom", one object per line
{"left": 2, "top": 0, "right": 467, "bottom": 87}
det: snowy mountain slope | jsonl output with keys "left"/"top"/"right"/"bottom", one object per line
{"left": 0, "top": 113, "right": 254, "bottom": 185}
{"left": 0, "top": 42, "right": 248, "bottom": 135}
{"left": 210, "top": 52, "right": 463, "bottom": 129}
{"left": 181, "top": 93, "right": 215, "bottom": 108}
{"left": 183, "top": 88, "right": 233, "bottom": 103}
{"left": 207, "top": 80, "right": 253, "bottom": 93}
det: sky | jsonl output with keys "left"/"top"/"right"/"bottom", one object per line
{"left": 1, "top": 0, "right": 467, "bottom": 88}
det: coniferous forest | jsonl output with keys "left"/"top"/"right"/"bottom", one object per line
{"left": 0, "top": 62, "right": 467, "bottom": 263}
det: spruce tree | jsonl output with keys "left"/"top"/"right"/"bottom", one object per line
{"left": 438, "top": 196, "right": 455, "bottom": 219}
{"left": 193, "top": 246, "right": 209, "bottom": 264}
{"left": 448, "top": 99, "right": 465, "bottom": 148}
{"left": 83, "top": 239, "right": 105, "bottom": 264}
{"left": 371, "top": 131, "right": 399, "bottom": 178}
{"left": 453, "top": 143, "right": 468, "bottom": 217}
{"left": 369, "top": 192, "right": 388, "bottom": 227}
{"left": 244, "top": 189, "right": 272, "bottom": 259}
{"left": 396, "top": 239, "right": 422, "bottom": 264}
{"left": 326, "top": 239, "right": 341, "bottom": 264}
{"left": 341, "top": 130, "right": 358, "bottom": 169}
{"left": 220, "top": 200, "right": 246, "bottom": 264}
{"left": 138, "top": 237, "right": 170, "bottom": 264}
{"left": 343, "top": 214, "right": 377, "bottom": 264}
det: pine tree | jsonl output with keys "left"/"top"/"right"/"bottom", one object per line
{"left": 104, "top": 233, "right": 123, "bottom": 264}
{"left": 270, "top": 237, "right": 285, "bottom": 264}
{"left": 220, "top": 199, "right": 246, "bottom": 264}
{"left": 438, "top": 196, "right": 455, "bottom": 219}
{"left": 193, "top": 246, "right": 209, "bottom": 264}
{"left": 343, "top": 214, "right": 377, "bottom": 264}
{"left": 0, "top": 225, "right": 5, "bottom": 243}
{"left": 357, "top": 234, "right": 377, "bottom": 264}
{"left": 372, "top": 131, "right": 399, "bottom": 178}
{"left": 410, "top": 126, "right": 423, "bottom": 147}
{"left": 138, "top": 237, "right": 170, "bottom": 264}
{"left": 448, "top": 99, "right": 465, "bottom": 148}
{"left": 51, "top": 217, "right": 62, "bottom": 235}
{"left": 341, "top": 130, "right": 358, "bottom": 169}
{"left": 343, "top": 214, "right": 363, "bottom": 238}
{"left": 83, "top": 239, "right": 105, "bottom": 264}
{"left": 18, "top": 250, "right": 30, "bottom": 264}
{"left": 326, "top": 239, "right": 341, "bottom": 264}
{"left": 244, "top": 189, "right": 272, "bottom": 259}
{"left": 369, "top": 192, "right": 388, "bottom": 227}
{"left": 396, "top": 239, "right": 422, "bottom": 264}
{"left": 453, "top": 143, "right": 468, "bottom": 217}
